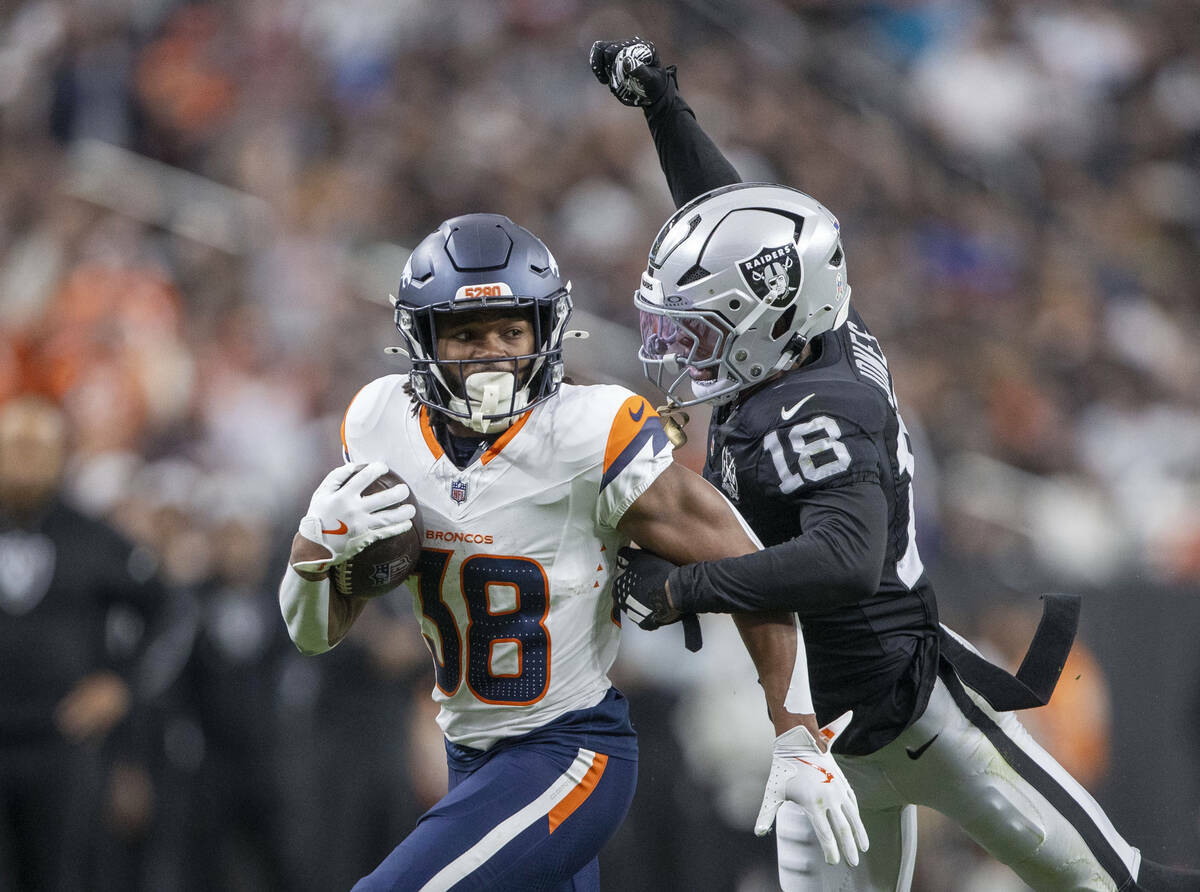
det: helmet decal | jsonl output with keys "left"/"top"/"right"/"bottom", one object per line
{"left": 737, "top": 243, "right": 801, "bottom": 308}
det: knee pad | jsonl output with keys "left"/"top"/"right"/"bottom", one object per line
{"left": 960, "top": 781, "right": 1048, "bottom": 864}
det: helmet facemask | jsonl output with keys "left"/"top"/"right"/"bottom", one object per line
{"left": 396, "top": 292, "right": 571, "bottom": 433}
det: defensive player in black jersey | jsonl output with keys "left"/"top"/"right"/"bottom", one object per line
{"left": 592, "top": 38, "right": 1200, "bottom": 892}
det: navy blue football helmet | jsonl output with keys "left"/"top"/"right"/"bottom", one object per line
{"left": 392, "top": 214, "right": 572, "bottom": 432}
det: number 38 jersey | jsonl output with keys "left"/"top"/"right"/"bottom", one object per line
{"left": 704, "top": 307, "right": 940, "bottom": 754}
{"left": 341, "top": 376, "right": 672, "bottom": 751}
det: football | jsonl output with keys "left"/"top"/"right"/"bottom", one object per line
{"left": 329, "top": 470, "right": 424, "bottom": 600}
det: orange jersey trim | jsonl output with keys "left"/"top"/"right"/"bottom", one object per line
{"left": 418, "top": 406, "right": 446, "bottom": 461}
{"left": 481, "top": 409, "right": 532, "bottom": 465}
{"left": 602, "top": 396, "right": 659, "bottom": 475}
{"left": 548, "top": 753, "right": 609, "bottom": 834}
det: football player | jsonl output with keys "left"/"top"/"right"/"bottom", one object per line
{"left": 591, "top": 38, "right": 1200, "bottom": 892}
{"left": 278, "top": 213, "right": 867, "bottom": 890}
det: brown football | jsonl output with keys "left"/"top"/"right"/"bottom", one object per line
{"left": 329, "top": 470, "right": 424, "bottom": 600}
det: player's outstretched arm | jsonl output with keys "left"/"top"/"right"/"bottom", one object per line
{"left": 279, "top": 462, "right": 415, "bottom": 654}
{"left": 623, "top": 480, "right": 887, "bottom": 621}
{"left": 589, "top": 37, "right": 740, "bottom": 208}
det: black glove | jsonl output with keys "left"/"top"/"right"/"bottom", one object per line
{"left": 589, "top": 37, "right": 671, "bottom": 107}
{"left": 613, "top": 546, "right": 703, "bottom": 651}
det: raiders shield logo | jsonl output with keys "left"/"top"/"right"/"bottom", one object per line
{"left": 737, "top": 243, "right": 801, "bottom": 308}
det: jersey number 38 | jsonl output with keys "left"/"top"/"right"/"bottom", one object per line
{"left": 415, "top": 549, "right": 550, "bottom": 705}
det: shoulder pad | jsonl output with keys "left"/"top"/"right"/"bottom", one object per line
{"left": 541, "top": 384, "right": 668, "bottom": 469}
{"left": 341, "top": 374, "right": 411, "bottom": 460}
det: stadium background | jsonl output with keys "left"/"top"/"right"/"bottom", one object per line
{"left": 2, "top": 0, "right": 1199, "bottom": 888}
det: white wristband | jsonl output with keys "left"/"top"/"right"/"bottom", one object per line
{"left": 782, "top": 614, "right": 815, "bottom": 715}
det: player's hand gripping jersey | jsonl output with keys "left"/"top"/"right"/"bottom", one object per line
{"left": 341, "top": 374, "right": 672, "bottom": 750}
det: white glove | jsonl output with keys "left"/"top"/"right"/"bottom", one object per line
{"left": 754, "top": 711, "right": 869, "bottom": 867}
{"left": 292, "top": 462, "right": 415, "bottom": 574}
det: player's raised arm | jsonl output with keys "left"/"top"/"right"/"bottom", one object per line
{"left": 617, "top": 461, "right": 868, "bottom": 866}
{"left": 590, "top": 38, "right": 740, "bottom": 207}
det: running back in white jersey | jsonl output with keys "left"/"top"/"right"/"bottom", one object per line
{"left": 341, "top": 376, "right": 673, "bottom": 750}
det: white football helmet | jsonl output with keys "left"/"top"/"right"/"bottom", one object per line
{"left": 635, "top": 183, "right": 851, "bottom": 407}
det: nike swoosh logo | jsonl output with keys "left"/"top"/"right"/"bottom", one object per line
{"left": 322, "top": 520, "right": 349, "bottom": 536}
{"left": 905, "top": 733, "right": 939, "bottom": 760}
{"left": 795, "top": 757, "right": 834, "bottom": 784}
{"left": 628, "top": 402, "right": 646, "bottom": 422}
{"left": 780, "top": 393, "right": 815, "bottom": 421}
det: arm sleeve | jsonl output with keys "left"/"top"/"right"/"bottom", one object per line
{"left": 643, "top": 67, "right": 742, "bottom": 208}
{"left": 278, "top": 565, "right": 336, "bottom": 655}
{"left": 667, "top": 480, "right": 887, "bottom": 618}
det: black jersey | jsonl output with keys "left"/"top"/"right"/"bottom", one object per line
{"left": 0, "top": 500, "right": 165, "bottom": 741}
{"left": 701, "top": 308, "right": 939, "bottom": 754}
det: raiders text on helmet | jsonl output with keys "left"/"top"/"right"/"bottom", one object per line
{"left": 392, "top": 214, "right": 572, "bottom": 432}
{"left": 636, "top": 183, "right": 850, "bottom": 407}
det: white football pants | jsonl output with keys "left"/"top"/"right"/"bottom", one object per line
{"left": 776, "top": 666, "right": 1141, "bottom": 891}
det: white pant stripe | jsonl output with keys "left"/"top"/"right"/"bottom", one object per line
{"left": 419, "top": 747, "right": 598, "bottom": 892}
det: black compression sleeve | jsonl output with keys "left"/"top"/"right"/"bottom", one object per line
{"left": 644, "top": 67, "right": 741, "bottom": 208}
{"left": 668, "top": 481, "right": 888, "bottom": 617}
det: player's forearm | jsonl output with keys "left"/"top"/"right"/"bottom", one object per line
{"left": 732, "top": 611, "right": 820, "bottom": 739}
{"left": 669, "top": 482, "right": 887, "bottom": 617}
{"left": 644, "top": 69, "right": 741, "bottom": 208}
{"left": 278, "top": 565, "right": 367, "bottom": 654}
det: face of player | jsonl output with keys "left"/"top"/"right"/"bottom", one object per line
{"left": 0, "top": 397, "right": 69, "bottom": 515}
{"left": 435, "top": 309, "right": 537, "bottom": 396}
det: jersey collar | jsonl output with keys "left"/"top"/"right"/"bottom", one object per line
{"left": 418, "top": 405, "right": 533, "bottom": 467}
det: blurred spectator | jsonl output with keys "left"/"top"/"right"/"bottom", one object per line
{"left": 0, "top": 395, "right": 166, "bottom": 891}
{"left": 141, "top": 479, "right": 292, "bottom": 892}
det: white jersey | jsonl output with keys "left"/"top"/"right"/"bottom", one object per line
{"left": 341, "top": 376, "right": 673, "bottom": 750}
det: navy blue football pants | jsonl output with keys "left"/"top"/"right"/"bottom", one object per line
{"left": 352, "top": 720, "right": 636, "bottom": 890}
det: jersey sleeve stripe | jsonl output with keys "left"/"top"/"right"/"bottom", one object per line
{"left": 600, "top": 415, "right": 669, "bottom": 492}
{"left": 602, "top": 397, "right": 667, "bottom": 473}
{"left": 481, "top": 409, "right": 533, "bottom": 465}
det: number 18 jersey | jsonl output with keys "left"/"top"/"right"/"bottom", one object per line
{"left": 341, "top": 376, "right": 673, "bottom": 751}
{"left": 703, "top": 307, "right": 940, "bottom": 754}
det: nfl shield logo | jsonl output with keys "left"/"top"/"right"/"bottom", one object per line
{"left": 450, "top": 479, "right": 468, "bottom": 504}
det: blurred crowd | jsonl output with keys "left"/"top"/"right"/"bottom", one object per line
{"left": 1, "top": 0, "right": 1198, "bottom": 889}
